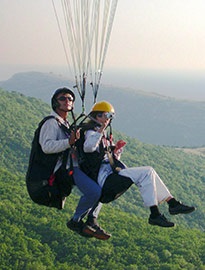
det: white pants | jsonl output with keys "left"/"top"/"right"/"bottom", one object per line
{"left": 119, "top": 166, "right": 172, "bottom": 207}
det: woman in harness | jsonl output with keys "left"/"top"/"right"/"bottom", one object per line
{"left": 79, "top": 101, "right": 195, "bottom": 231}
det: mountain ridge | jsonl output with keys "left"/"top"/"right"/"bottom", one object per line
{"left": 1, "top": 71, "right": 205, "bottom": 147}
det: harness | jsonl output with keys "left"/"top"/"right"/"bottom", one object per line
{"left": 26, "top": 116, "right": 74, "bottom": 209}
{"left": 76, "top": 128, "right": 105, "bottom": 181}
{"left": 76, "top": 123, "right": 124, "bottom": 181}
{"left": 75, "top": 124, "right": 133, "bottom": 204}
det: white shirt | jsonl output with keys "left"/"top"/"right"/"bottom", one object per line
{"left": 84, "top": 129, "right": 113, "bottom": 187}
{"left": 39, "top": 111, "right": 77, "bottom": 172}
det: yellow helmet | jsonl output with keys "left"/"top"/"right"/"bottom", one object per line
{"left": 91, "top": 101, "right": 115, "bottom": 113}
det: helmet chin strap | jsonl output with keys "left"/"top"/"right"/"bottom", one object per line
{"left": 108, "top": 121, "right": 113, "bottom": 144}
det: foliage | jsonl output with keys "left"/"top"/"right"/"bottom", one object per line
{"left": 0, "top": 89, "right": 205, "bottom": 269}
{"left": 1, "top": 71, "right": 205, "bottom": 146}
{"left": 0, "top": 168, "right": 205, "bottom": 270}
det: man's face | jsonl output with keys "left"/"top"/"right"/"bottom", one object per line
{"left": 56, "top": 93, "right": 74, "bottom": 112}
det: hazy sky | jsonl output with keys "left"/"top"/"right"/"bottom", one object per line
{"left": 1, "top": 0, "right": 205, "bottom": 69}
{"left": 1, "top": 0, "right": 205, "bottom": 99}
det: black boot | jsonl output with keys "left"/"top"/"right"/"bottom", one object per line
{"left": 67, "top": 218, "right": 84, "bottom": 233}
{"left": 149, "top": 214, "right": 175, "bottom": 227}
{"left": 169, "top": 201, "right": 195, "bottom": 215}
{"left": 67, "top": 219, "right": 93, "bottom": 238}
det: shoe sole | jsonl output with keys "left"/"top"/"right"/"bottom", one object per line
{"left": 83, "top": 227, "right": 111, "bottom": 240}
{"left": 169, "top": 208, "right": 195, "bottom": 215}
{"left": 149, "top": 220, "right": 175, "bottom": 228}
{"left": 67, "top": 224, "right": 94, "bottom": 238}
{"left": 67, "top": 223, "right": 110, "bottom": 239}
{"left": 79, "top": 231, "right": 94, "bottom": 238}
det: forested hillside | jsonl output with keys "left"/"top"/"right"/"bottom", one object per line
{"left": 1, "top": 72, "right": 205, "bottom": 147}
{"left": 1, "top": 168, "right": 204, "bottom": 270}
{"left": 0, "top": 89, "right": 204, "bottom": 269}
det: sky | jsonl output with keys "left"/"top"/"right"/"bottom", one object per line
{"left": 1, "top": 0, "right": 205, "bottom": 100}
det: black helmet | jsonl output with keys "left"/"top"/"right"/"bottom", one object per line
{"left": 51, "top": 87, "right": 75, "bottom": 111}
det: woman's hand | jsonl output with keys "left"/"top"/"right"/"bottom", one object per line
{"left": 114, "top": 140, "right": 126, "bottom": 159}
{"left": 97, "top": 120, "right": 110, "bottom": 133}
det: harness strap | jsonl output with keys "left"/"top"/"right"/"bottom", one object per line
{"left": 106, "top": 150, "right": 122, "bottom": 173}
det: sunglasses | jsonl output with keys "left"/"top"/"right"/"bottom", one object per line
{"left": 57, "top": 96, "right": 73, "bottom": 102}
{"left": 97, "top": 112, "right": 114, "bottom": 120}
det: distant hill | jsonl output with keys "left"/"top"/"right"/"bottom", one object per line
{"left": 1, "top": 71, "right": 205, "bottom": 147}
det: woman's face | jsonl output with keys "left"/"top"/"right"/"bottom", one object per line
{"left": 96, "top": 112, "right": 113, "bottom": 126}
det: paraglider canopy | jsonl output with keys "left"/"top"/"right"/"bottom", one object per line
{"left": 52, "top": 0, "right": 118, "bottom": 113}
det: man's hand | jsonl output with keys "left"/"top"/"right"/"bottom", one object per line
{"left": 69, "top": 129, "right": 80, "bottom": 146}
